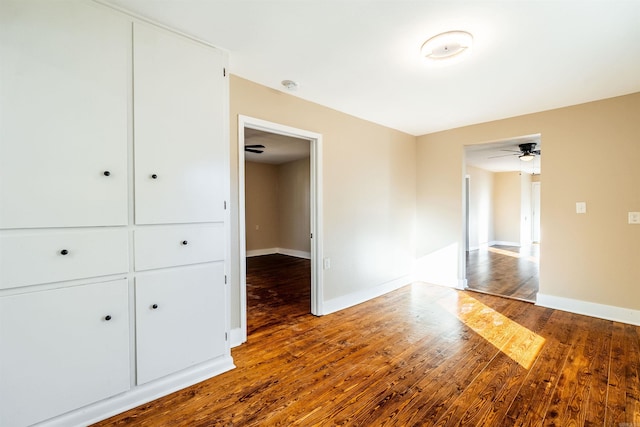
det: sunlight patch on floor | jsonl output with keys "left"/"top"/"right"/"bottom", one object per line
{"left": 488, "top": 246, "right": 539, "bottom": 263}
{"left": 438, "top": 292, "right": 545, "bottom": 369}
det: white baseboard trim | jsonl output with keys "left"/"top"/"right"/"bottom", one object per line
{"left": 43, "top": 356, "right": 235, "bottom": 427}
{"left": 230, "top": 327, "right": 246, "bottom": 348}
{"left": 246, "top": 248, "right": 278, "bottom": 257}
{"left": 490, "top": 241, "right": 521, "bottom": 247}
{"left": 458, "top": 278, "right": 468, "bottom": 290}
{"left": 322, "top": 275, "right": 412, "bottom": 316}
{"left": 536, "top": 293, "right": 640, "bottom": 326}
{"left": 246, "top": 247, "right": 311, "bottom": 259}
{"left": 469, "top": 242, "right": 492, "bottom": 251}
{"left": 277, "top": 248, "right": 311, "bottom": 259}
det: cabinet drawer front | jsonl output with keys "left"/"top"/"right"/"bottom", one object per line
{"left": 134, "top": 224, "right": 224, "bottom": 271}
{"left": 0, "top": 279, "right": 130, "bottom": 427}
{"left": 135, "top": 263, "right": 226, "bottom": 384}
{"left": 0, "top": 228, "right": 129, "bottom": 289}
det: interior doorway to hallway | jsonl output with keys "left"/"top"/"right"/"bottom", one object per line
{"left": 237, "top": 116, "right": 323, "bottom": 344}
{"left": 463, "top": 135, "right": 542, "bottom": 302}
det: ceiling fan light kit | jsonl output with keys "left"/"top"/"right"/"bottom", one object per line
{"left": 421, "top": 30, "right": 473, "bottom": 61}
{"left": 519, "top": 153, "right": 535, "bottom": 161}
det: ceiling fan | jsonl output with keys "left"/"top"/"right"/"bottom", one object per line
{"left": 244, "top": 144, "right": 265, "bottom": 154}
{"left": 490, "top": 142, "right": 541, "bottom": 162}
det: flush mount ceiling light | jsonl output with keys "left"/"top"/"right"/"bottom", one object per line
{"left": 281, "top": 79, "right": 298, "bottom": 91}
{"left": 421, "top": 31, "right": 473, "bottom": 61}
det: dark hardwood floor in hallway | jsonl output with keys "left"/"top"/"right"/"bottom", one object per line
{"left": 94, "top": 254, "right": 639, "bottom": 426}
{"left": 246, "top": 254, "right": 311, "bottom": 336}
{"left": 466, "top": 244, "right": 539, "bottom": 302}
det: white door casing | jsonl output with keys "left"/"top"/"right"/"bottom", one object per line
{"left": 237, "top": 116, "right": 323, "bottom": 345}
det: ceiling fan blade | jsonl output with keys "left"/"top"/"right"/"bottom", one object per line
{"left": 244, "top": 144, "right": 265, "bottom": 149}
{"left": 499, "top": 149, "right": 522, "bottom": 153}
{"left": 488, "top": 153, "right": 517, "bottom": 159}
{"left": 245, "top": 148, "right": 264, "bottom": 154}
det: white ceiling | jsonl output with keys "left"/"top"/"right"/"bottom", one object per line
{"left": 244, "top": 128, "right": 309, "bottom": 165}
{"left": 465, "top": 135, "right": 541, "bottom": 175}
{"left": 101, "top": 0, "right": 640, "bottom": 137}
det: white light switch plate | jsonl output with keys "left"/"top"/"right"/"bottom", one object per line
{"left": 629, "top": 212, "right": 640, "bottom": 224}
{"left": 576, "top": 202, "right": 587, "bottom": 214}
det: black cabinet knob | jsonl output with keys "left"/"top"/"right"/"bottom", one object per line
{"left": 105, "top": 315, "right": 112, "bottom": 321}
{"left": 152, "top": 304, "right": 158, "bottom": 310}
{"left": 181, "top": 240, "right": 188, "bottom": 246}
{"left": 103, "top": 171, "right": 111, "bottom": 176}
{"left": 60, "top": 249, "right": 69, "bottom": 255}
{"left": 151, "top": 174, "right": 158, "bottom": 179}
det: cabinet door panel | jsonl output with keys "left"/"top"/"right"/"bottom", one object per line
{"left": 135, "top": 263, "right": 226, "bottom": 384}
{"left": 0, "top": 279, "right": 130, "bottom": 427}
{"left": 0, "top": 1, "right": 130, "bottom": 228}
{"left": 133, "top": 23, "right": 226, "bottom": 225}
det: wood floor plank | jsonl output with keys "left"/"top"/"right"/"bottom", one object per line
{"left": 607, "top": 322, "right": 640, "bottom": 426}
{"left": 92, "top": 254, "right": 640, "bottom": 427}
{"left": 466, "top": 244, "right": 539, "bottom": 302}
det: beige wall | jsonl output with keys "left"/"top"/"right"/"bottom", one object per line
{"left": 417, "top": 92, "right": 640, "bottom": 310}
{"left": 493, "top": 172, "right": 521, "bottom": 244}
{"left": 231, "top": 75, "right": 417, "bottom": 328}
{"left": 466, "top": 165, "right": 494, "bottom": 249}
{"left": 245, "top": 158, "right": 311, "bottom": 254}
{"left": 278, "top": 158, "right": 311, "bottom": 253}
{"left": 244, "top": 161, "right": 279, "bottom": 251}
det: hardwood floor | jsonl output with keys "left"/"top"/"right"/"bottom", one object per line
{"left": 466, "top": 244, "right": 539, "bottom": 302}
{"left": 94, "top": 254, "right": 639, "bottom": 426}
{"left": 245, "top": 254, "right": 311, "bottom": 336}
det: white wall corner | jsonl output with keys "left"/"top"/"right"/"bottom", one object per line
{"left": 322, "top": 275, "right": 412, "bottom": 316}
{"left": 536, "top": 293, "right": 640, "bottom": 326}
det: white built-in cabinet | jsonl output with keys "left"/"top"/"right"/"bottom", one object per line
{"left": 0, "top": 0, "right": 129, "bottom": 229}
{"left": 133, "top": 23, "right": 227, "bottom": 225}
{"left": 0, "top": 2, "right": 233, "bottom": 427}
{"left": 0, "top": 280, "right": 131, "bottom": 427}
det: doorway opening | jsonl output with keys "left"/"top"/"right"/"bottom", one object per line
{"left": 238, "top": 116, "right": 323, "bottom": 344}
{"left": 463, "top": 134, "right": 541, "bottom": 302}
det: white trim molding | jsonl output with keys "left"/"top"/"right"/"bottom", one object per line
{"left": 230, "top": 328, "right": 244, "bottom": 348}
{"left": 42, "top": 356, "right": 235, "bottom": 427}
{"left": 245, "top": 248, "right": 279, "bottom": 257}
{"left": 537, "top": 293, "right": 640, "bottom": 326}
{"left": 238, "top": 115, "right": 324, "bottom": 345}
{"left": 246, "top": 248, "right": 311, "bottom": 259}
{"left": 490, "top": 241, "right": 521, "bottom": 247}
{"left": 322, "top": 275, "right": 412, "bottom": 315}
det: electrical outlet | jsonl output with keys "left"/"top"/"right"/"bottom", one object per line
{"left": 255, "top": 225, "right": 259, "bottom": 230}
{"left": 629, "top": 212, "right": 640, "bottom": 224}
{"left": 323, "top": 258, "right": 331, "bottom": 269}
{"left": 576, "top": 202, "right": 587, "bottom": 214}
